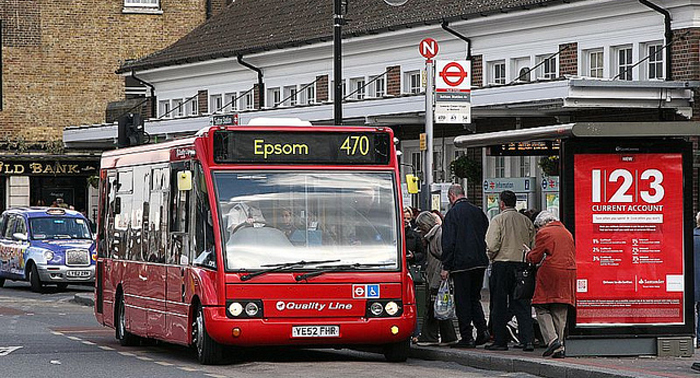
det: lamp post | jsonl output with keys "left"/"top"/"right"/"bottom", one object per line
{"left": 333, "top": 0, "right": 408, "bottom": 125}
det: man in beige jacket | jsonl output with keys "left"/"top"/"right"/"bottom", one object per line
{"left": 484, "top": 190, "right": 535, "bottom": 351}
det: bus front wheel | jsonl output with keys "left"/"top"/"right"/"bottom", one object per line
{"left": 383, "top": 338, "right": 410, "bottom": 362}
{"left": 193, "top": 305, "right": 223, "bottom": 365}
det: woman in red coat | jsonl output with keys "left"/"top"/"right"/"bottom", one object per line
{"left": 523, "top": 210, "right": 575, "bottom": 359}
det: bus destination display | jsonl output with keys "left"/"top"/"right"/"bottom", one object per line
{"left": 213, "top": 130, "right": 391, "bottom": 165}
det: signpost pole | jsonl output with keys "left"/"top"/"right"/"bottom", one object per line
{"left": 423, "top": 60, "right": 434, "bottom": 211}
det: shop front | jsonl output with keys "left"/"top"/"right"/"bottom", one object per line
{"left": 0, "top": 156, "right": 100, "bottom": 220}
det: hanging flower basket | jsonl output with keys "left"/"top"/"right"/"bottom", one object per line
{"left": 87, "top": 175, "right": 100, "bottom": 189}
{"left": 538, "top": 156, "right": 559, "bottom": 176}
{"left": 450, "top": 155, "right": 482, "bottom": 184}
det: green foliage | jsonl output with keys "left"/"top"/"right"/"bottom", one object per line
{"left": 538, "top": 156, "right": 559, "bottom": 176}
{"left": 450, "top": 155, "right": 481, "bottom": 183}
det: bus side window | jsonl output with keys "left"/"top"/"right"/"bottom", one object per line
{"left": 168, "top": 162, "right": 190, "bottom": 266}
{"left": 193, "top": 163, "right": 216, "bottom": 269}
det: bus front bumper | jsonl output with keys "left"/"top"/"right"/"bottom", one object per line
{"left": 203, "top": 305, "right": 416, "bottom": 347}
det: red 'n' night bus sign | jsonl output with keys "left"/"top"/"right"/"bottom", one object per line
{"left": 574, "top": 153, "right": 685, "bottom": 326}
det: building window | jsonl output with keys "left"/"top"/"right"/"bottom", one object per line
{"left": 372, "top": 75, "right": 385, "bottom": 97}
{"left": 349, "top": 77, "right": 366, "bottom": 100}
{"left": 616, "top": 46, "right": 633, "bottom": 80}
{"left": 329, "top": 80, "right": 347, "bottom": 101}
{"left": 267, "top": 87, "right": 281, "bottom": 107}
{"left": 244, "top": 92, "right": 254, "bottom": 110}
{"left": 646, "top": 43, "right": 663, "bottom": 80}
{"left": 158, "top": 100, "right": 170, "bottom": 118}
{"left": 537, "top": 55, "right": 557, "bottom": 79}
{"left": 224, "top": 92, "right": 238, "bottom": 112}
{"left": 189, "top": 98, "right": 199, "bottom": 115}
{"left": 495, "top": 156, "right": 505, "bottom": 178}
{"left": 520, "top": 157, "right": 531, "bottom": 177}
{"left": 405, "top": 71, "right": 422, "bottom": 94}
{"left": 489, "top": 61, "right": 506, "bottom": 85}
{"left": 125, "top": 0, "right": 158, "bottom": 6}
{"left": 283, "top": 86, "right": 297, "bottom": 106}
{"left": 300, "top": 84, "right": 316, "bottom": 105}
{"left": 588, "top": 50, "right": 604, "bottom": 78}
{"left": 209, "top": 95, "right": 222, "bottom": 114}
{"left": 172, "top": 98, "right": 184, "bottom": 117}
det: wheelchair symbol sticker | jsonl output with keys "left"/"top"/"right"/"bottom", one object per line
{"left": 352, "top": 284, "right": 380, "bottom": 298}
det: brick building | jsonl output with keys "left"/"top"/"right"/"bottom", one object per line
{"left": 0, "top": 0, "right": 227, "bottom": 216}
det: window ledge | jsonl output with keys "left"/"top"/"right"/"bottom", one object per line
{"left": 122, "top": 7, "right": 163, "bottom": 15}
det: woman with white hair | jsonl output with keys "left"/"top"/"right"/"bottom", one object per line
{"left": 414, "top": 211, "right": 459, "bottom": 346}
{"left": 523, "top": 210, "right": 575, "bottom": 358}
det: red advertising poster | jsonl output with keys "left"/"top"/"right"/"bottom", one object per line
{"left": 574, "top": 153, "right": 684, "bottom": 326}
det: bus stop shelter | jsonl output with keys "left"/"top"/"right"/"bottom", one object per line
{"left": 454, "top": 122, "right": 700, "bottom": 357}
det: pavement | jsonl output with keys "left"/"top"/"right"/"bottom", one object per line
{"left": 72, "top": 292, "right": 698, "bottom": 377}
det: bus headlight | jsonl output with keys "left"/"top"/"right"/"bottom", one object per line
{"left": 228, "top": 302, "right": 244, "bottom": 317}
{"left": 44, "top": 251, "right": 54, "bottom": 261}
{"left": 370, "top": 302, "right": 384, "bottom": 316}
{"left": 245, "top": 302, "right": 260, "bottom": 317}
{"left": 385, "top": 301, "right": 399, "bottom": 316}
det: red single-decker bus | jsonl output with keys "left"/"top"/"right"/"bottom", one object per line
{"left": 94, "top": 122, "right": 416, "bottom": 364}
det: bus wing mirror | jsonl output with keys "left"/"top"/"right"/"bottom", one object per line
{"left": 177, "top": 170, "right": 193, "bottom": 191}
{"left": 13, "top": 233, "right": 27, "bottom": 241}
{"left": 406, "top": 174, "right": 419, "bottom": 194}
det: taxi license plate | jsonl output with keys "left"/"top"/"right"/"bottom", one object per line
{"left": 291, "top": 325, "right": 340, "bottom": 338}
{"left": 66, "top": 270, "right": 90, "bottom": 278}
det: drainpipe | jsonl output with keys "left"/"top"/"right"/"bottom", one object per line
{"left": 639, "top": 0, "right": 672, "bottom": 81}
{"left": 237, "top": 55, "right": 264, "bottom": 109}
{"left": 131, "top": 71, "right": 156, "bottom": 118}
{"left": 441, "top": 21, "right": 472, "bottom": 60}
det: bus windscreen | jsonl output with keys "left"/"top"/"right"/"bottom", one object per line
{"left": 213, "top": 130, "right": 391, "bottom": 165}
{"left": 213, "top": 171, "right": 399, "bottom": 271}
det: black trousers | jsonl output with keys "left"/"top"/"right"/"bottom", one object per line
{"left": 490, "top": 261, "right": 534, "bottom": 346}
{"left": 451, "top": 268, "right": 488, "bottom": 342}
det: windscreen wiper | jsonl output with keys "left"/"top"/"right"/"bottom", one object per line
{"left": 295, "top": 263, "right": 395, "bottom": 282}
{"left": 239, "top": 259, "right": 341, "bottom": 281}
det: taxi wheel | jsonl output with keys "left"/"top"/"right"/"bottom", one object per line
{"left": 28, "top": 264, "right": 44, "bottom": 293}
{"left": 383, "top": 338, "right": 410, "bottom": 362}
{"left": 0, "top": 277, "right": 5, "bottom": 287}
{"left": 193, "top": 305, "right": 223, "bottom": 365}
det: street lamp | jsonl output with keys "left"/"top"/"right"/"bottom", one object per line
{"left": 333, "top": 0, "right": 408, "bottom": 125}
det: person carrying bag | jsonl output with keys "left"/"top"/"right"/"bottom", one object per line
{"left": 513, "top": 248, "right": 537, "bottom": 300}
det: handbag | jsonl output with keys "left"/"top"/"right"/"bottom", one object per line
{"left": 513, "top": 249, "right": 537, "bottom": 300}
{"left": 408, "top": 264, "right": 425, "bottom": 284}
{"left": 434, "top": 279, "right": 456, "bottom": 320}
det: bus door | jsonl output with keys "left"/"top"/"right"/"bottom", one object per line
{"left": 96, "top": 172, "right": 116, "bottom": 321}
{"left": 138, "top": 167, "right": 166, "bottom": 337}
{"left": 165, "top": 161, "right": 191, "bottom": 343}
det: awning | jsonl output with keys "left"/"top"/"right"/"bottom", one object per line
{"left": 454, "top": 122, "right": 700, "bottom": 148}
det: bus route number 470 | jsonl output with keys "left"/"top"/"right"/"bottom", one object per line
{"left": 340, "top": 135, "right": 370, "bottom": 156}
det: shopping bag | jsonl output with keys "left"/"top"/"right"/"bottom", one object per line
{"left": 513, "top": 262, "right": 536, "bottom": 300}
{"left": 434, "top": 279, "right": 456, "bottom": 320}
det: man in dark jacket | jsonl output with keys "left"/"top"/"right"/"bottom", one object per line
{"left": 440, "top": 184, "right": 490, "bottom": 348}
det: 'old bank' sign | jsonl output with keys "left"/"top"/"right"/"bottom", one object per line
{"left": 0, "top": 160, "right": 97, "bottom": 176}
